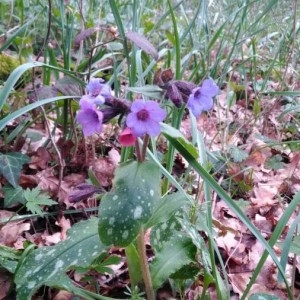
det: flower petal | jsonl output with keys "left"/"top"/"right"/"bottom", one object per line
{"left": 130, "top": 100, "right": 146, "bottom": 113}
{"left": 119, "top": 128, "right": 136, "bottom": 146}
{"left": 126, "top": 100, "right": 166, "bottom": 137}
{"left": 187, "top": 95, "right": 213, "bottom": 117}
{"left": 143, "top": 119, "right": 161, "bottom": 136}
{"left": 201, "top": 79, "right": 219, "bottom": 97}
{"left": 77, "top": 105, "right": 103, "bottom": 136}
{"left": 126, "top": 112, "right": 139, "bottom": 127}
{"left": 131, "top": 120, "right": 148, "bottom": 137}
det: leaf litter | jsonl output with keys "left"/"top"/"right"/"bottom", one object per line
{"left": 1, "top": 38, "right": 300, "bottom": 300}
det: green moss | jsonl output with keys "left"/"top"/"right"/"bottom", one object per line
{"left": 0, "top": 53, "right": 31, "bottom": 86}
{"left": 0, "top": 53, "right": 20, "bottom": 81}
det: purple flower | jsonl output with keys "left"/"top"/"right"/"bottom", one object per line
{"left": 83, "top": 78, "right": 112, "bottom": 105}
{"left": 126, "top": 100, "right": 167, "bottom": 137}
{"left": 187, "top": 78, "right": 219, "bottom": 117}
{"left": 77, "top": 99, "right": 103, "bottom": 136}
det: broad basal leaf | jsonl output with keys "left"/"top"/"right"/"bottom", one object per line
{"left": 146, "top": 192, "right": 189, "bottom": 228}
{"left": 0, "top": 152, "right": 29, "bottom": 188}
{"left": 150, "top": 234, "right": 197, "bottom": 289}
{"left": 0, "top": 244, "right": 21, "bottom": 273}
{"left": 15, "top": 218, "right": 108, "bottom": 300}
{"left": 151, "top": 215, "right": 181, "bottom": 252}
{"left": 98, "top": 160, "right": 161, "bottom": 247}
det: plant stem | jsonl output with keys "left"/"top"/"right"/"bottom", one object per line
{"left": 141, "top": 134, "right": 150, "bottom": 161}
{"left": 135, "top": 139, "right": 142, "bottom": 162}
{"left": 137, "top": 227, "right": 155, "bottom": 300}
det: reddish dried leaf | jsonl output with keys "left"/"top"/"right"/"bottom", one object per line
{"left": 126, "top": 31, "right": 158, "bottom": 60}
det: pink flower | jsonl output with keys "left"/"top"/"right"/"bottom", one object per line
{"left": 119, "top": 127, "right": 136, "bottom": 146}
{"left": 126, "top": 100, "right": 167, "bottom": 137}
{"left": 77, "top": 99, "right": 103, "bottom": 136}
{"left": 187, "top": 78, "right": 219, "bottom": 117}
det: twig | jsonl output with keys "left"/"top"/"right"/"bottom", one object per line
{"left": 39, "top": 106, "right": 65, "bottom": 200}
{"left": 36, "top": 0, "right": 52, "bottom": 62}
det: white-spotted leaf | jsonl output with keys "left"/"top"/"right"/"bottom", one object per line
{"left": 150, "top": 215, "right": 181, "bottom": 252}
{"left": 15, "top": 217, "right": 107, "bottom": 300}
{"left": 98, "top": 161, "right": 161, "bottom": 247}
{"left": 150, "top": 234, "right": 197, "bottom": 289}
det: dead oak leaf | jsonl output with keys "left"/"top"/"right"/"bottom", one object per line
{"left": 36, "top": 169, "right": 72, "bottom": 205}
{"left": 92, "top": 157, "right": 116, "bottom": 187}
{"left": 29, "top": 147, "right": 52, "bottom": 170}
{"left": 251, "top": 184, "right": 278, "bottom": 206}
{"left": 0, "top": 221, "right": 30, "bottom": 247}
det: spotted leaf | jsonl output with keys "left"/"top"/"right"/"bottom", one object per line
{"left": 98, "top": 160, "right": 161, "bottom": 247}
{"left": 150, "top": 234, "right": 197, "bottom": 289}
{"left": 15, "top": 218, "right": 107, "bottom": 300}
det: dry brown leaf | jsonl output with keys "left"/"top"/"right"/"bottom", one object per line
{"left": 43, "top": 232, "right": 62, "bottom": 245}
{"left": 52, "top": 290, "right": 74, "bottom": 300}
{"left": 92, "top": 157, "right": 116, "bottom": 187}
{"left": 29, "top": 147, "right": 52, "bottom": 170}
{"left": 56, "top": 216, "right": 71, "bottom": 241}
{"left": 0, "top": 270, "right": 11, "bottom": 300}
{"left": 0, "top": 221, "right": 30, "bottom": 247}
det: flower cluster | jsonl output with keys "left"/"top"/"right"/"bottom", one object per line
{"left": 154, "top": 69, "right": 219, "bottom": 116}
{"left": 76, "top": 78, "right": 112, "bottom": 136}
{"left": 76, "top": 74, "right": 218, "bottom": 144}
{"left": 76, "top": 78, "right": 167, "bottom": 142}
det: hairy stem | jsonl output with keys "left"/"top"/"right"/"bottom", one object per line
{"left": 137, "top": 227, "right": 155, "bottom": 300}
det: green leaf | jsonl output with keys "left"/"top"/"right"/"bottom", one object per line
{"left": 0, "top": 152, "right": 29, "bottom": 188}
{"left": 178, "top": 217, "right": 213, "bottom": 276}
{"left": 291, "top": 235, "right": 300, "bottom": 254}
{"left": 3, "top": 185, "right": 25, "bottom": 207}
{"left": 161, "top": 123, "right": 199, "bottom": 159}
{"left": 0, "top": 62, "right": 43, "bottom": 111}
{"left": 146, "top": 192, "right": 188, "bottom": 228}
{"left": 125, "top": 243, "right": 142, "bottom": 286}
{"left": 0, "top": 244, "right": 21, "bottom": 273}
{"left": 151, "top": 215, "right": 181, "bottom": 252}
{"left": 0, "top": 95, "right": 80, "bottom": 132}
{"left": 229, "top": 145, "right": 248, "bottom": 163}
{"left": 75, "top": 252, "right": 122, "bottom": 275}
{"left": 15, "top": 218, "right": 108, "bottom": 300}
{"left": 98, "top": 161, "right": 161, "bottom": 247}
{"left": 23, "top": 187, "right": 57, "bottom": 216}
{"left": 249, "top": 294, "right": 281, "bottom": 300}
{"left": 126, "top": 85, "right": 163, "bottom": 98}
{"left": 265, "top": 155, "right": 285, "bottom": 170}
{"left": 150, "top": 234, "right": 196, "bottom": 289}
